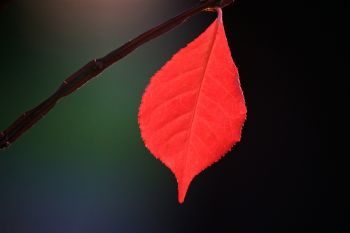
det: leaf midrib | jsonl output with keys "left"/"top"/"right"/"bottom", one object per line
{"left": 180, "top": 19, "right": 221, "bottom": 181}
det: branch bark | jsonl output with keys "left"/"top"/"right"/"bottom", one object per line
{"left": 0, "top": 0, "right": 233, "bottom": 150}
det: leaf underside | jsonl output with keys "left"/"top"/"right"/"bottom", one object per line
{"left": 138, "top": 10, "right": 247, "bottom": 203}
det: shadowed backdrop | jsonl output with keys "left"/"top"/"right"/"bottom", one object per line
{"left": 0, "top": 0, "right": 338, "bottom": 233}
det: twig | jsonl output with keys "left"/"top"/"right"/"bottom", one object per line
{"left": 0, "top": 0, "right": 233, "bottom": 150}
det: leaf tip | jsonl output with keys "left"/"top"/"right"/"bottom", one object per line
{"left": 177, "top": 177, "right": 191, "bottom": 204}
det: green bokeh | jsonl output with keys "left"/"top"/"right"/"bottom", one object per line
{"left": 1, "top": 2, "right": 214, "bottom": 231}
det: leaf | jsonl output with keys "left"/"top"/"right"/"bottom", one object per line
{"left": 138, "top": 9, "right": 247, "bottom": 203}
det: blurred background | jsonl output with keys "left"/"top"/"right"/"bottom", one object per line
{"left": 0, "top": 0, "right": 340, "bottom": 232}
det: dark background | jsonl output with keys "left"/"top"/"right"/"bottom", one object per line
{"left": 0, "top": 0, "right": 341, "bottom": 232}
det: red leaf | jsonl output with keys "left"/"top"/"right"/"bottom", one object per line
{"left": 138, "top": 9, "right": 247, "bottom": 203}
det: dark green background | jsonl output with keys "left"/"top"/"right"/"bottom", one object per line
{"left": 0, "top": 0, "right": 339, "bottom": 233}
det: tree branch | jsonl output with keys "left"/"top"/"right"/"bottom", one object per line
{"left": 0, "top": 0, "right": 233, "bottom": 150}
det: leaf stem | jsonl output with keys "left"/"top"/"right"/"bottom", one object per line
{"left": 0, "top": 0, "right": 232, "bottom": 150}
